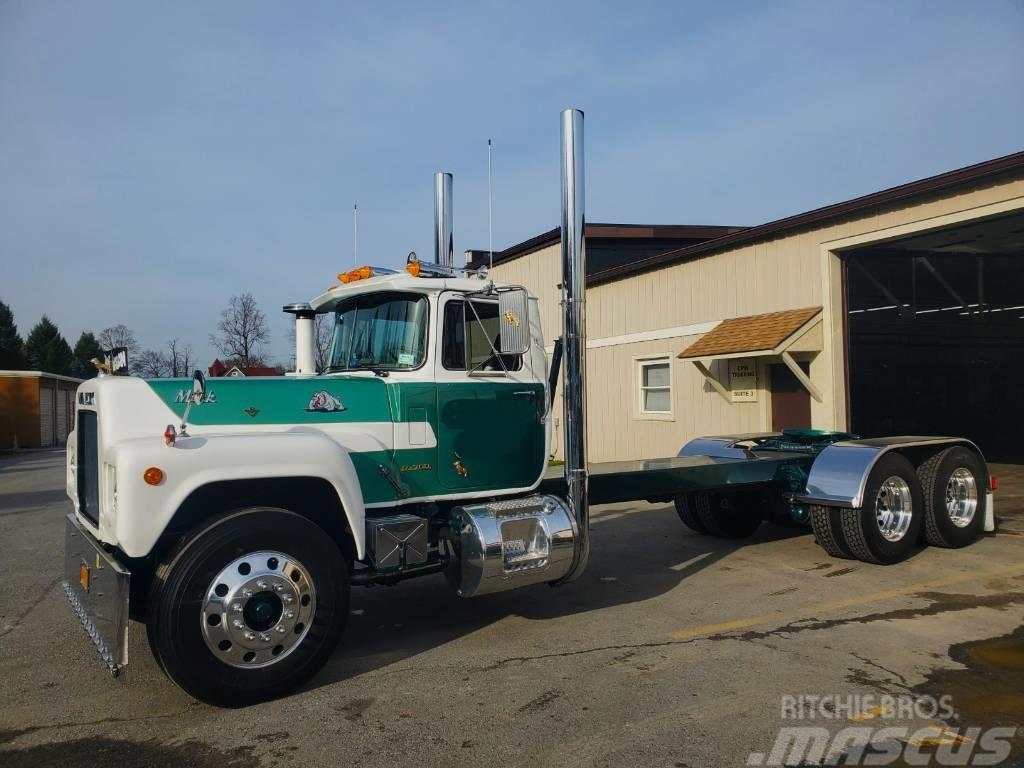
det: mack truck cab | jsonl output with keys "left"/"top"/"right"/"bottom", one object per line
{"left": 61, "top": 109, "right": 993, "bottom": 706}
{"left": 64, "top": 255, "right": 571, "bottom": 702}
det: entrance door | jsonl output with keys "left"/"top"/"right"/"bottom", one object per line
{"left": 770, "top": 362, "right": 811, "bottom": 431}
{"left": 435, "top": 296, "right": 545, "bottom": 491}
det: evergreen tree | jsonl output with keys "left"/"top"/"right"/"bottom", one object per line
{"left": 24, "top": 316, "right": 74, "bottom": 375}
{"left": 0, "top": 300, "right": 25, "bottom": 369}
{"left": 71, "top": 331, "right": 103, "bottom": 378}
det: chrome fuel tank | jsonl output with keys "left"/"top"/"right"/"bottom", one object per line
{"left": 447, "top": 494, "right": 577, "bottom": 597}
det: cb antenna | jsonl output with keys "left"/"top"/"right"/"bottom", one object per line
{"left": 353, "top": 204, "right": 359, "bottom": 266}
{"left": 488, "top": 138, "right": 494, "bottom": 271}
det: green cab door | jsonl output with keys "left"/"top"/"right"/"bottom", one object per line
{"left": 435, "top": 296, "right": 545, "bottom": 492}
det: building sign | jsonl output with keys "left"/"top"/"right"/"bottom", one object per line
{"left": 729, "top": 360, "right": 758, "bottom": 402}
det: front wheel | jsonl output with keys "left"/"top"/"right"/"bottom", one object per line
{"left": 147, "top": 508, "right": 349, "bottom": 706}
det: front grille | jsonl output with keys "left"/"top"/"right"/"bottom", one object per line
{"left": 77, "top": 411, "right": 100, "bottom": 525}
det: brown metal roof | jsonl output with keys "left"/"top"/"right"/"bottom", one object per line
{"left": 479, "top": 223, "right": 746, "bottom": 267}
{"left": 593, "top": 150, "right": 1024, "bottom": 288}
{"left": 678, "top": 307, "right": 821, "bottom": 359}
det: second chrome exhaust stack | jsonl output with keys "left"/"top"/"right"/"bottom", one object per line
{"left": 445, "top": 108, "right": 589, "bottom": 596}
{"left": 557, "top": 107, "right": 589, "bottom": 582}
{"left": 434, "top": 172, "right": 453, "bottom": 267}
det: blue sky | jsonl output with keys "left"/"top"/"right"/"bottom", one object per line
{"left": 2, "top": 0, "right": 1022, "bottom": 367}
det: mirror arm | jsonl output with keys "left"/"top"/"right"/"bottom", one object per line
{"left": 180, "top": 370, "right": 207, "bottom": 435}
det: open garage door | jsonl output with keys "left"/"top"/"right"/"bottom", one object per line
{"left": 845, "top": 212, "right": 1024, "bottom": 461}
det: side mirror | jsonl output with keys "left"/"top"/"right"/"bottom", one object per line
{"left": 191, "top": 370, "right": 207, "bottom": 404}
{"left": 498, "top": 289, "right": 531, "bottom": 355}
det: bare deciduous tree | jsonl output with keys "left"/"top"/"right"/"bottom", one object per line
{"left": 135, "top": 348, "right": 170, "bottom": 378}
{"left": 210, "top": 293, "right": 269, "bottom": 367}
{"left": 98, "top": 324, "right": 140, "bottom": 357}
{"left": 167, "top": 338, "right": 194, "bottom": 377}
{"left": 288, "top": 313, "right": 333, "bottom": 372}
{"left": 313, "top": 314, "right": 333, "bottom": 372}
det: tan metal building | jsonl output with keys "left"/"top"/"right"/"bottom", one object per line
{"left": 482, "top": 152, "right": 1024, "bottom": 463}
{"left": 0, "top": 371, "right": 82, "bottom": 450}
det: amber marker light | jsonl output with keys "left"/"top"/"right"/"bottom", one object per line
{"left": 144, "top": 467, "right": 165, "bottom": 486}
{"left": 406, "top": 253, "right": 421, "bottom": 277}
{"left": 357, "top": 265, "right": 372, "bottom": 279}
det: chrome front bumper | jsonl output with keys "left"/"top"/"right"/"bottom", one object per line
{"left": 63, "top": 514, "right": 130, "bottom": 676}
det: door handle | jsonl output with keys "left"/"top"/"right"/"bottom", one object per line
{"left": 512, "top": 390, "right": 538, "bottom": 398}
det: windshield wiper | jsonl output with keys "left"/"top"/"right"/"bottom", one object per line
{"left": 325, "top": 364, "right": 390, "bottom": 377}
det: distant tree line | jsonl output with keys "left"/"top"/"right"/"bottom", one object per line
{"left": 0, "top": 291, "right": 281, "bottom": 379}
{"left": 0, "top": 299, "right": 196, "bottom": 379}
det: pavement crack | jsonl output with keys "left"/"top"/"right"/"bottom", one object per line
{"left": 0, "top": 576, "right": 62, "bottom": 639}
{"left": 717, "top": 590, "right": 1024, "bottom": 642}
{"left": 850, "top": 652, "right": 912, "bottom": 690}
{"left": 483, "top": 638, "right": 696, "bottom": 669}
{"left": 0, "top": 708, "right": 198, "bottom": 745}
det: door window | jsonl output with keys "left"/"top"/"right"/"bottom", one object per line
{"left": 442, "top": 299, "right": 521, "bottom": 372}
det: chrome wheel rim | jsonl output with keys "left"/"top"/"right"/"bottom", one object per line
{"left": 875, "top": 476, "right": 913, "bottom": 542}
{"left": 945, "top": 467, "right": 978, "bottom": 528}
{"left": 201, "top": 550, "right": 316, "bottom": 668}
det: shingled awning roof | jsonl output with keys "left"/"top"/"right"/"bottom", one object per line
{"left": 678, "top": 307, "right": 822, "bottom": 359}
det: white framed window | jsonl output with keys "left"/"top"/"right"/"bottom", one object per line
{"left": 636, "top": 356, "right": 673, "bottom": 419}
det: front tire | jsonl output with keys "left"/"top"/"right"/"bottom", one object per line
{"left": 147, "top": 508, "right": 349, "bottom": 706}
{"left": 838, "top": 453, "right": 923, "bottom": 565}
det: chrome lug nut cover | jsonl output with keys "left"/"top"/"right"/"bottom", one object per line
{"left": 945, "top": 467, "right": 978, "bottom": 528}
{"left": 874, "top": 476, "right": 913, "bottom": 542}
{"left": 200, "top": 550, "right": 316, "bottom": 669}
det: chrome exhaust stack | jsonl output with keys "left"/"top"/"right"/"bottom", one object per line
{"left": 283, "top": 303, "right": 316, "bottom": 375}
{"left": 434, "top": 172, "right": 454, "bottom": 267}
{"left": 446, "top": 109, "right": 589, "bottom": 597}
{"left": 557, "top": 107, "right": 589, "bottom": 582}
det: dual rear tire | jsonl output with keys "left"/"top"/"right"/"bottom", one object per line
{"left": 675, "top": 491, "right": 763, "bottom": 539}
{"left": 809, "top": 448, "right": 985, "bottom": 565}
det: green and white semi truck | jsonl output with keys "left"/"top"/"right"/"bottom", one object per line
{"left": 63, "top": 109, "right": 995, "bottom": 705}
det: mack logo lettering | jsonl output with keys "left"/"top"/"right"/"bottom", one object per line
{"left": 400, "top": 463, "right": 431, "bottom": 472}
{"left": 306, "top": 391, "right": 345, "bottom": 412}
{"left": 175, "top": 389, "right": 216, "bottom": 404}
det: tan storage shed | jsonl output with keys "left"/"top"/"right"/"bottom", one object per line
{"left": 0, "top": 371, "right": 83, "bottom": 450}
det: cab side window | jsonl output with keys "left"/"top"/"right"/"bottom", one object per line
{"left": 442, "top": 299, "right": 521, "bottom": 372}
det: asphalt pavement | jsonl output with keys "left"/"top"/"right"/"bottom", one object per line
{"left": 1, "top": 450, "right": 1022, "bottom": 767}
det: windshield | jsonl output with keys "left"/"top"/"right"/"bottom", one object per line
{"left": 326, "top": 292, "right": 428, "bottom": 372}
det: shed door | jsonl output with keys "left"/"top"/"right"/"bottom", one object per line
{"left": 39, "top": 384, "right": 55, "bottom": 448}
{"left": 56, "top": 386, "right": 69, "bottom": 444}
{"left": 770, "top": 362, "right": 811, "bottom": 431}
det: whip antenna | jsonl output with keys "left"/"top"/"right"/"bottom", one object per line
{"left": 353, "top": 204, "right": 358, "bottom": 266}
{"left": 488, "top": 138, "right": 494, "bottom": 271}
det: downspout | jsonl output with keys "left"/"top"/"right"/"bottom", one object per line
{"left": 558, "top": 107, "right": 589, "bottom": 582}
{"left": 434, "top": 172, "right": 454, "bottom": 267}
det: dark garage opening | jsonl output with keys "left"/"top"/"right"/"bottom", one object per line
{"left": 845, "top": 212, "right": 1024, "bottom": 461}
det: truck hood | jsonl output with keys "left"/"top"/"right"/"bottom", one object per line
{"left": 146, "top": 375, "right": 391, "bottom": 427}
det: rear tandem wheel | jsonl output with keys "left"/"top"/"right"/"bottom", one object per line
{"left": 675, "top": 491, "right": 763, "bottom": 539}
{"left": 811, "top": 453, "right": 924, "bottom": 565}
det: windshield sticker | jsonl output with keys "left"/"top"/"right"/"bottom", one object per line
{"left": 306, "top": 391, "right": 346, "bottom": 412}
{"left": 397, "top": 353, "right": 416, "bottom": 366}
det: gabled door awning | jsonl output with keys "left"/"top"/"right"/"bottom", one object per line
{"left": 677, "top": 307, "right": 823, "bottom": 403}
